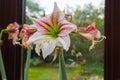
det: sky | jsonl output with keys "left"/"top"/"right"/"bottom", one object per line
{"left": 33, "top": 0, "right": 104, "bottom": 14}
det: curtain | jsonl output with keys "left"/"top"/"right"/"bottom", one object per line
{"left": 105, "top": 0, "right": 120, "bottom": 80}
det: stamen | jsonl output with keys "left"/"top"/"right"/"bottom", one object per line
{"left": 95, "top": 35, "right": 106, "bottom": 43}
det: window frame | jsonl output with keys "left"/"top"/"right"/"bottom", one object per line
{"left": 0, "top": 0, "right": 120, "bottom": 80}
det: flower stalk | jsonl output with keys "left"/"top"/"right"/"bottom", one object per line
{"left": 59, "top": 48, "right": 68, "bottom": 80}
{"left": 0, "top": 29, "right": 7, "bottom": 80}
{"left": 24, "top": 49, "right": 31, "bottom": 80}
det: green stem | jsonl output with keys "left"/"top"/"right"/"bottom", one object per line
{"left": 0, "top": 49, "right": 7, "bottom": 80}
{"left": 59, "top": 48, "right": 68, "bottom": 80}
{"left": 0, "top": 29, "right": 7, "bottom": 80}
{"left": 24, "top": 49, "right": 31, "bottom": 80}
{"left": 0, "top": 29, "right": 7, "bottom": 39}
{"left": 20, "top": 47, "right": 24, "bottom": 80}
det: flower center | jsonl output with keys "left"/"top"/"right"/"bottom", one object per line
{"left": 86, "top": 26, "right": 95, "bottom": 32}
{"left": 50, "top": 25, "right": 60, "bottom": 38}
{"left": 44, "top": 20, "right": 60, "bottom": 38}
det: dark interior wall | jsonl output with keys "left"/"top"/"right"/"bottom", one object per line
{"left": 0, "top": 0, "right": 25, "bottom": 80}
{"left": 105, "top": 0, "right": 120, "bottom": 80}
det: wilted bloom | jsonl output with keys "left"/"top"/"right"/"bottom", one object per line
{"left": 77, "top": 22, "right": 105, "bottom": 50}
{"left": 6, "top": 22, "right": 20, "bottom": 45}
{"left": 19, "top": 24, "right": 37, "bottom": 48}
{"left": 51, "top": 47, "right": 63, "bottom": 64}
{"left": 27, "top": 3, "right": 77, "bottom": 58}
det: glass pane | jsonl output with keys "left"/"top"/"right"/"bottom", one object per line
{"left": 25, "top": 0, "right": 105, "bottom": 80}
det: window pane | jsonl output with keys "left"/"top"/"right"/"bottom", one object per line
{"left": 25, "top": 0, "right": 105, "bottom": 80}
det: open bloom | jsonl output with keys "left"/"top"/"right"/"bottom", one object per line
{"left": 77, "top": 22, "right": 105, "bottom": 50}
{"left": 6, "top": 22, "right": 20, "bottom": 45}
{"left": 19, "top": 24, "right": 37, "bottom": 48}
{"left": 27, "top": 3, "right": 77, "bottom": 58}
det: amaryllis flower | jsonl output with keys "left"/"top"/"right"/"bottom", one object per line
{"left": 19, "top": 24, "right": 37, "bottom": 48}
{"left": 77, "top": 22, "right": 105, "bottom": 50}
{"left": 27, "top": 3, "right": 77, "bottom": 58}
{"left": 6, "top": 22, "right": 20, "bottom": 45}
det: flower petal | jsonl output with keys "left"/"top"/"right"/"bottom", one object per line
{"left": 38, "top": 15, "right": 53, "bottom": 27}
{"left": 51, "top": 2, "right": 65, "bottom": 26}
{"left": 35, "top": 44, "right": 42, "bottom": 56}
{"left": 96, "top": 30, "right": 101, "bottom": 38}
{"left": 53, "top": 2, "right": 60, "bottom": 15}
{"left": 28, "top": 16, "right": 50, "bottom": 34}
{"left": 42, "top": 41, "right": 56, "bottom": 59}
{"left": 79, "top": 33, "right": 95, "bottom": 40}
{"left": 58, "top": 19, "right": 77, "bottom": 36}
{"left": 59, "top": 25, "right": 77, "bottom": 36}
{"left": 57, "top": 35, "right": 70, "bottom": 51}
{"left": 89, "top": 40, "right": 95, "bottom": 51}
{"left": 27, "top": 32, "right": 43, "bottom": 44}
